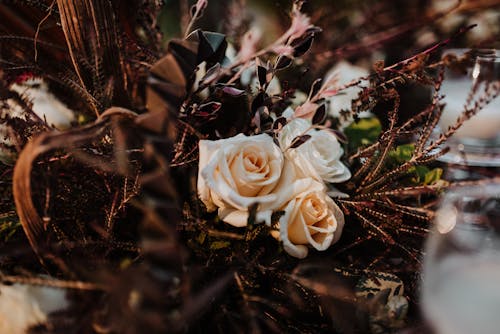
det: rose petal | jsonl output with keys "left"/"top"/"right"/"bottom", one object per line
{"left": 279, "top": 118, "right": 351, "bottom": 185}
{"left": 219, "top": 207, "right": 273, "bottom": 227}
{"left": 198, "top": 140, "right": 219, "bottom": 211}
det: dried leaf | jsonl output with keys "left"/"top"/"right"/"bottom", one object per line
{"left": 12, "top": 107, "right": 137, "bottom": 260}
{"left": 56, "top": 0, "right": 128, "bottom": 109}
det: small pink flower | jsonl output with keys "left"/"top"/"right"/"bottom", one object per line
{"left": 294, "top": 101, "right": 318, "bottom": 119}
{"left": 271, "top": 44, "right": 294, "bottom": 56}
{"left": 238, "top": 27, "right": 262, "bottom": 62}
{"left": 288, "top": 11, "right": 313, "bottom": 42}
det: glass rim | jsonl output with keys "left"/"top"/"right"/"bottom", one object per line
{"left": 442, "top": 48, "right": 500, "bottom": 62}
{"left": 440, "top": 183, "right": 500, "bottom": 202}
{"left": 434, "top": 183, "right": 500, "bottom": 234}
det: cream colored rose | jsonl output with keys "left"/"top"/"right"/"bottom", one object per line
{"left": 278, "top": 118, "right": 351, "bottom": 184}
{"left": 0, "top": 283, "right": 69, "bottom": 334}
{"left": 273, "top": 178, "right": 345, "bottom": 258}
{"left": 198, "top": 133, "right": 287, "bottom": 227}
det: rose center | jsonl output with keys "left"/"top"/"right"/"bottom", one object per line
{"left": 301, "top": 193, "right": 328, "bottom": 225}
{"left": 243, "top": 151, "right": 265, "bottom": 173}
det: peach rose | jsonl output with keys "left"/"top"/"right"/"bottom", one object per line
{"left": 273, "top": 178, "right": 345, "bottom": 258}
{"left": 198, "top": 133, "right": 287, "bottom": 227}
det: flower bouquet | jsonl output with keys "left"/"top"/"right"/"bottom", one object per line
{"left": 0, "top": 0, "right": 498, "bottom": 333}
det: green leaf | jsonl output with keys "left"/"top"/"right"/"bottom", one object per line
{"left": 344, "top": 117, "right": 382, "bottom": 151}
{"left": 413, "top": 165, "right": 429, "bottom": 179}
{"left": 389, "top": 144, "right": 415, "bottom": 164}
{"left": 423, "top": 168, "right": 443, "bottom": 185}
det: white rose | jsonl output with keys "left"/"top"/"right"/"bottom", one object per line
{"left": 278, "top": 118, "right": 351, "bottom": 184}
{"left": 198, "top": 133, "right": 288, "bottom": 227}
{"left": 272, "top": 178, "right": 345, "bottom": 258}
{"left": 0, "top": 283, "right": 69, "bottom": 334}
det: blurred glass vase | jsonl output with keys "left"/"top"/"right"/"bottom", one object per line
{"left": 422, "top": 184, "right": 500, "bottom": 334}
{"left": 437, "top": 49, "right": 500, "bottom": 166}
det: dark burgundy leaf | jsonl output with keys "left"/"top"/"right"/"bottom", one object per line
{"left": 273, "top": 117, "right": 287, "bottom": 130}
{"left": 261, "top": 113, "right": 273, "bottom": 132}
{"left": 262, "top": 123, "right": 273, "bottom": 132}
{"left": 222, "top": 86, "right": 245, "bottom": 97}
{"left": 199, "top": 102, "right": 222, "bottom": 114}
{"left": 270, "top": 210, "right": 286, "bottom": 228}
{"left": 257, "top": 66, "right": 267, "bottom": 87}
{"left": 195, "top": 31, "right": 213, "bottom": 63}
{"left": 257, "top": 106, "right": 270, "bottom": 118}
{"left": 247, "top": 202, "right": 260, "bottom": 226}
{"left": 312, "top": 104, "right": 326, "bottom": 125}
{"left": 210, "top": 88, "right": 250, "bottom": 135}
{"left": 253, "top": 106, "right": 270, "bottom": 130}
{"left": 292, "top": 35, "right": 314, "bottom": 57}
{"left": 275, "top": 56, "right": 293, "bottom": 70}
{"left": 309, "top": 78, "right": 323, "bottom": 99}
{"left": 290, "top": 134, "right": 312, "bottom": 149}
{"left": 251, "top": 92, "right": 267, "bottom": 113}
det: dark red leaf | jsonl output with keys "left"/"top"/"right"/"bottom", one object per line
{"left": 290, "top": 134, "right": 312, "bottom": 148}
{"left": 292, "top": 35, "right": 314, "bottom": 57}
{"left": 199, "top": 102, "right": 222, "bottom": 114}
{"left": 257, "top": 65, "right": 267, "bottom": 87}
{"left": 222, "top": 86, "right": 245, "bottom": 96}
{"left": 312, "top": 104, "right": 326, "bottom": 125}
{"left": 275, "top": 56, "right": 293, "bottom": 70}
{"left": 309, "top": 79, "right": 323, "bottom": 99}
{"left": 251, "top": 92, "right": 267, "bottom": 113}
{"left": 273, "top": 117, "right": 287, "bottom": 130}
